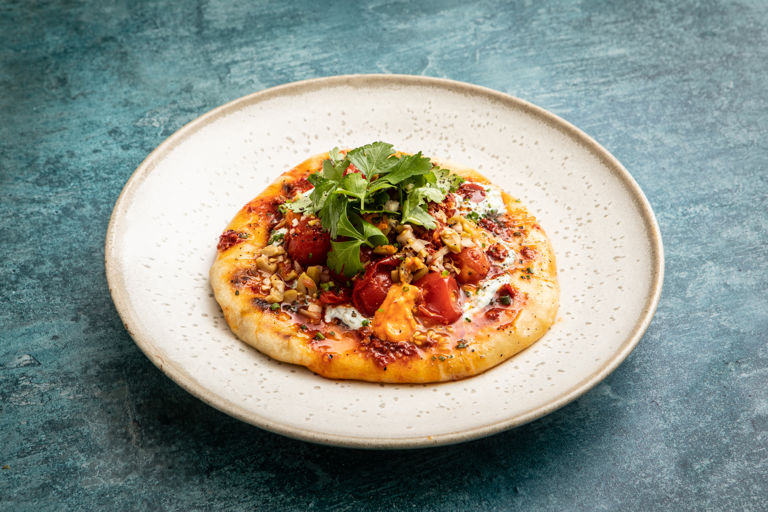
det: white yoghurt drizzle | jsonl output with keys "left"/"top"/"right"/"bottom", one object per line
{"left": 471, "top": 186, "right": 506, "bottom": 217}
{"left": 324, "top": 305, "right": 367, "bottom": 330}
{"left": 462, "top": 274, "right": 513, "bottom": 318}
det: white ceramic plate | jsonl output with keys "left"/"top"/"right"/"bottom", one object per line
{"left": 106, "top": 75, "right": 663, "bottom": 448}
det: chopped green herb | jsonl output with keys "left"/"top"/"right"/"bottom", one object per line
{"left": 500, "top": 295, "right": 512, "bottom": 306}
{"left": 464, "top": 290, "right": 471, "bottom": 297}
{"left": 268, "top": 231, "right": 285, "bottom": 244}
{"left": 238, "top": 232, "right": 249, "bottom": 239}
{"left": 270, "top": 303, "right": 280, "bottom": 311}
{"left": 457, "top": 341, "right": 469, "bottom": 349}
{"left": 361, "top": 319, "right": 370, "bottom": 327}
{"left": 464, "top": 317, "right": 472, "bottom": 323}
{"left": 438, "top": 355, "right": 446, "bottom": 361}
{"left": 328, "top": 331, "right": 336, "bottom": 337}
{"left": 466, "top": 211, "right": 480, "bottom": 222}
{"left": 525, "top": 267, "right": 534, "bottom": 274}
{"left": 299, "top": 324, "right": 308, "bottom": 331}
{"left": 234, "top": 290, "right": 239, "bottom": 296}
{"left": 314, "top": 332, "right": 325, "bottom": 340}
{"left": 441, "top": 270, "right": 450, "bottom": 277}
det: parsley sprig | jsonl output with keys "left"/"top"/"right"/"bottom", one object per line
{"left": 283, "top": 142, "right": 464, "bottom": 277}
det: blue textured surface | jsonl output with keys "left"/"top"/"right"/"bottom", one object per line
{"left": 2, "top": 0, "right": 767, "bottom": 510}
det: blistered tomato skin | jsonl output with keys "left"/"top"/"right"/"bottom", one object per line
{"left": 285, "top": 217, "right": 331, "bottom": 266}
{"left": 451, "top": 246, "right": 490, "bottom": 284}
{"left": 352, "top": 257, "right": 398, "bottom": 316}
{"left": 319, "top": 287, "right": 352, "bottom": 305}
{"left": 413, "top": 272, "right": 463, "bottom": 325}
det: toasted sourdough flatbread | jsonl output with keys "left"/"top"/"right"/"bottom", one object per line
{"left": 210, "top": 151, "right": 559, "bottom": 383}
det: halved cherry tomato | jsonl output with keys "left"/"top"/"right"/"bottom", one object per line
{"left": 450, "top": 246, "right": 490, "bottom": 284}
{"left": 413, "top": 272, "right": 463, "bottom": 325}
{"left": 285, "top": 217, "right": 331, "bottom": 266}
{"left": 352, "top": 257, "right": 398, "bottom": 316}
{"left": 457, "top": 182, "right": 486, "bottom": 202}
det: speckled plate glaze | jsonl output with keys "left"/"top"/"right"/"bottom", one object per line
{"left": 106, "top": 75, "right": 663, "bottom": 448}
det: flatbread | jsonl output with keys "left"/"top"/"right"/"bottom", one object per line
{"left": 210, "top": 150, "right": 559, "bottom": 383}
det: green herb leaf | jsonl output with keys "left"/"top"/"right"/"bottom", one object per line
{"left": 338, "top": 172, "right": 368, "bottom": 207}
{"left": 414, "top": 185, "right": 446, "bottom": 204}
{"left": 322, "top": 156, "right": 349, "bottom": 181}
{"left": 378, "top": 152, "right": 433, "bottom": 184}
{"left": 307, "top": 173, "right": 338, "bottom": 210}
{"left": 318, "top": 194, "right": 361, "bottom": 239}
{"left": 346, "top": 142, "right": 396, "bottom": 178}
{"left": 327, "top": 239, "right": 366, "bottom": 277}
{"left": 358, "top": 218, "right": 388, "bottom": 247}
{"left": 329, "top": 147, "right": 344, "bottom": 163}
{"left": 401, "top": 193, "right": 436, "bottom": 229}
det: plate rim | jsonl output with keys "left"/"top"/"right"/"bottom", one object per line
{"left": 105, "top": 74, "right": 664, "bottom": 449}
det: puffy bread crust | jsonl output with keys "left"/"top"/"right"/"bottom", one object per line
{"left": 210, "top": 154, "right": 559, "bottom": 383}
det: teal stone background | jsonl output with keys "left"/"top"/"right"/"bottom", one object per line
{"left": 2, "top": 0, "right": 767, "bottom": 510}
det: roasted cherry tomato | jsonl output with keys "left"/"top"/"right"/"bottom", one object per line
{"left": 450, "top": 246, "right": 490, "bottom": 284}
{"left": 413, "top": 272, "right": 463, "bottom": 325}
{"left": 457, "top": 182, "right": 486, "bottom": 202}
{"left": 319, "top": 287, "right": 352, "bottom": 305}
{"left": 352, "top": 257, "right": 398, "bottom": 316}
{"left": 285, "top": 217, "right": 331, "bottom": 266}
